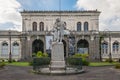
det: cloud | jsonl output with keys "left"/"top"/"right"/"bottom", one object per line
{"left": 0, "top": 0, "right": 22, "bottom": 31}
{"left": 76, "top": 0, "right": 120, "bottom": 31}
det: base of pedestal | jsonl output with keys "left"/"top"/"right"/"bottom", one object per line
{"left": 50, "top": 61, "right": 65, "bottom": 70}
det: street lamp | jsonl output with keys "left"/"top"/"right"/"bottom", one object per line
{"left": 104, "top": 29, "right": 112, "bottom": 62}
{"left": 9, "top": 30, "right": 12, "bottom": 63}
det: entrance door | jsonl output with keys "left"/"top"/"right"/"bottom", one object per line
{"left": 77, "top": 39, "right": 89, "bottom": 54}
{"left": 32, "top": 39, "right": 44, "bottom": 54}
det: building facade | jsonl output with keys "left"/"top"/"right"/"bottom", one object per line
{"left": 0, "top": 10, "right": 120, "bottom": 61}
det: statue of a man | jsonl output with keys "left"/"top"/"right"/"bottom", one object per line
{"left": 52, "top": 18, "right": 65, "bottom": 42}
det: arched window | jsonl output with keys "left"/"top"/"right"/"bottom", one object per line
{"left": 113, "top": 42, "right": 119, "bottom": 53}
{"left": 101, "top": 42, "right": 108, "bottom": 54}
{"left": 84, "top": 22, "right": 88, "bottom": 31}
{"left": 1, "top": 42, "right": 8, "bottom": 57}
{"left": 12, "top": 42, "right": 19, "bottom": 56}
{"left": 39, "top": 22, "right": 44, "bottom": 31}
{"left": 77, "top": 22, "right": 81, "bottom": 31}
{"left": 32, "top": 22, "right": 37, "bottom": 31}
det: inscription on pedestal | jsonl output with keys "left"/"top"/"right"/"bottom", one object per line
{"left": 50, "top": 42, "right": 65, "bottom": 70}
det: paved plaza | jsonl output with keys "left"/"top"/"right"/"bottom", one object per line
{"left": 0, "top": 65, "right": 120, "bottom": 80}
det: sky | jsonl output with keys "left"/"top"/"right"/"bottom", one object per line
{"left": 0, "top": 0, "right": 120, "bottom": 31}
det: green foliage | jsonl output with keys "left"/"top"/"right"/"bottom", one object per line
{"left": 36, "top": 51, "right": 43, "bottom": 57}
{"left": 73, "top": 53, "right": 89, "bottom": 58}
{"left": 90, "top": 62, "right": 118, "bottom": 67}
{"left": 32, "top": 53, "right": 36, "bottom": 57}
{"left": 42, "top": 53, "right": 48, "bottom": 57}
{"left": 69, "top": 53, "right": 89, "bottom": 66}
{"left": 105, "top": 58, "right": 113, "bottom": 62}
{"left": 7, "top": 62, "right": 29, "bottom": 66}
{"left": 33, "top": 57, "right": 50, "bottom": 66}
{"left": 29, "top": 61, "right": 33, "bottom": 66}
{"left": 0, "top": 62, "right": 5, "bottom": 68}
{"left": 0, "top": 59, "right": 5, "bottom": 62}
{"left": 67, "top": 57, "right": 82, "bottom": 65}
{"left": 34, "top": 51, "right": 48, "bottom": 58}
{"left": 115, "top": 63, "right": 120, "bottom": 69}
{"left": 82, "top": 58, "right": 90, "bottom": 66}
{"left": 31, "top": 51, "right": 49, "bottom": 67}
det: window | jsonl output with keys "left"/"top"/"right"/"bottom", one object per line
{"left": 39, "top": 22, "right": 44, "bottom": 31}
{"left": 77, "top": 22, "right": 81, "bottom": 31}
{"left": 12, "top": 42, "right": 19, "bottom": 56}
{"left": 84, "top": 22, "right": 88, "bottom": 31}
{"left": 33, "top": 22, "right": 37, "bottom": 31}
{"left": 64, "top": 22, "right": 66, "bottom": 29}
{"left": 101, "top": 42, "right": 108, "bottom": 54}
{"left": 1, "top": 42, "right": 8, "bottom": 57}
{"left": 112, "top": 42, "right": 119, "bottom": 53}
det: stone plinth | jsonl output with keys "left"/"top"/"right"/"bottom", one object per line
{"left": 50, "top": 42, "right": 65, "bottom": 72}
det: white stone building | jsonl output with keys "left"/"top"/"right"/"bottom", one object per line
{"left": 0, "top": 10, "right": 120, "bottom": 61}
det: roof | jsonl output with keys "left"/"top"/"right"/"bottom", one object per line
{"left": 21, "top": 10, "right": 101, "bottom": 13}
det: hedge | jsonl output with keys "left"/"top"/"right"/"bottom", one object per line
{"left": 33, "top": 57, "right": 50, "bottom": 66}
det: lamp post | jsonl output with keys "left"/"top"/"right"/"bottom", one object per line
{"left": 9, "top": 30, "right": 12, "bottom": 63}
{"left": 99, "top": 34, "right": 102, "bottom": 62}
{"left": 104, "top": 29, "right": 112, "bottom": 62}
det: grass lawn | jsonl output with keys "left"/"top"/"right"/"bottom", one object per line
{"left": 6, "top": 62, "right": 30, "bottom": 67}
{"left": 3, "top": 61, "right": 119, "bottom": 67}
{"left": 89, "top": 62, "right": 119, "bottom": 67}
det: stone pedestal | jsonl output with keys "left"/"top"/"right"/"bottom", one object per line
{"left": 50, "top": 42, "right": 65, "bottom": 73}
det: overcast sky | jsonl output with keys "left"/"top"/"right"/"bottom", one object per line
{"left": 0, "top": 0, "right": 120, "bottom": 31}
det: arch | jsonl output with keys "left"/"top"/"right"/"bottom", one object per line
{"left": 84, "top": 22, "right": 88, "bottom": 31}
{"left": 112, "top": 41, "right": 119, "bottom": 53}
{"left": 32, "top": 22, "right": 37, "bottom": 31}
{"left": 39, "top": 22, "right": 44, "bottom": 31}
{"left": 32, "top": 39, "right": 44, "bottom": 54}
{"left": 101, "top": 42, "right": 108, "bottom": 54}
{"left": 77, "top": 22, "right": 81, "bottom": 31}
{"left": 13, "top": 42, "right": 19, "bottom": 46}
{"left": 1, "top": 41, "right": 8, "bottom": 57}
{"left": 62, "top": 40, "right": 67, "bottom": 57}
{"left": 12, "top": 42, "right": 19, "bottom": 56}
{"left": 77, "top": 39, "right": 89, "bottom": 54}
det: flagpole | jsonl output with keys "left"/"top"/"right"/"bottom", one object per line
{"left": 59, "top": 0, "right": 61, "bottom": 20}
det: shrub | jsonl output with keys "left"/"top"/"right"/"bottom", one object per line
{"left": 12, "top": 59, "right": 16, "bottom": 62}
{"left": 36, "top": 51, "right": 43, "bottom": 58}
{"left": 115, "top": 63, "right": 120, "bottom": 69}
{"left": 71, "top": 53, "right": 89, "bottom": 66}
{"left": 33, "top": 57, "right": 50, "bottom": 66}
{"left": 105, "top": 58, "right": 113, "bottom": 62}
{"left": 0, "top": 62, "right": 5, "bottom": 68}
{"left": 82, "top": 58, "right": 90, "bottom": 66}
{"left": 8, "top": 59, "right": 16, "bottom": 63}
{"left": 0, "top": 59, "right": 5, "bottom": 62}
{"left": 29, "top": 61, "right": 33, "bottom": 66}
{"left": 67, "top": 57, "right": 82, "bottom": 65}
{"left": 34, "top": 51, "right": 48, "bottom": 58}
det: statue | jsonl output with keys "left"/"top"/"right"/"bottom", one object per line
{"left": 51, "top": 18, "right": 65, "bottom": 42}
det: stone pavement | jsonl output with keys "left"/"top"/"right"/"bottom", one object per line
{"left": 0, "top": 65, "right": 120, "bottom": 80}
